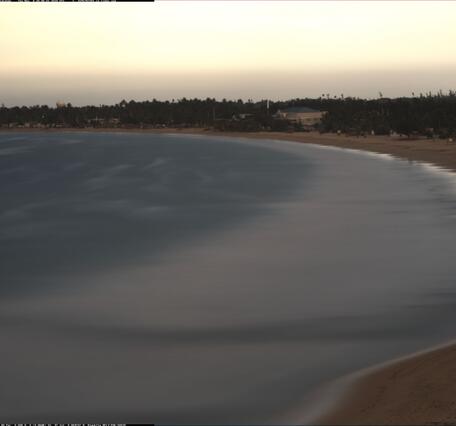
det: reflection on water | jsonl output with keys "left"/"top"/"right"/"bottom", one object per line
{"left": 1, "top": 132, "right": 456, "bottom": 423}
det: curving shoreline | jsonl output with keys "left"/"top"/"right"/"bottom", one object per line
{"left": 314, "top": 340, "right": 456, "bottom": 425}
{"left": 4, "top": 127, "right": 456, "bottom": 423}
{"left": 5, "top": 127, "right": 456, "bottom": 172}
{"left": 175, "top": 130, "right": 456, "bottom": 424}
{"left": 205, "top": 131, "right": 456, "bottom": 425}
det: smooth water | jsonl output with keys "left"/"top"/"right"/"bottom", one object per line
{"left": 1, "top": 132, "right": 456, "bottom": 423}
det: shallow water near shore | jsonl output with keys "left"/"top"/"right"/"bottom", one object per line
{"left": 2, "top": 131, "right": 456, "bottom": 423}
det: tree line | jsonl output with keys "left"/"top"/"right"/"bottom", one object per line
{"left": 1, "top": 92, "right": 456, "bottom": 138}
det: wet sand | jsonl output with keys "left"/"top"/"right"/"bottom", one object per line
{"left": 317, "top": 342, "right": 456, "bottom": 425}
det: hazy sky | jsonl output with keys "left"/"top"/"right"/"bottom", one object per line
{"left": 1, "top": 1, "right": 456, "bottom": 106}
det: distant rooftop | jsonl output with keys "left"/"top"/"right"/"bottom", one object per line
{"left": 279, "top": 106, "right": 320, "bottom": 113}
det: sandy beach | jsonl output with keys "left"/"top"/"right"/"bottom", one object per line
{"left": 316, "top": 342, "right": 456, "bottom": 425}
{"left": 4, "top": 127, "right": 456, "bottom": 424}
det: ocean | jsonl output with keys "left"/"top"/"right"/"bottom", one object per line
{"left": 1, "top": 131, "right": 456, "bottom": 423}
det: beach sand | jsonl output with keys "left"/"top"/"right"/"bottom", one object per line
{"left": 316, "top": 343, "right": 456, "bottom": 425}
{"left": 5, "top": 127, "right": 456, "bottom": 423}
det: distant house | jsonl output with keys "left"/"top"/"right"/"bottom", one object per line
{"left": 107, "top": 118, "right": 120, "bottom": 126}
{"left": 232, "top": 113, "right": 253, "bottom": 121}
{"left": 88, "top": 117, "right": 105, "bottom": 126}
{"left": 274, "top": 107, "right": 326, "bottom": 126}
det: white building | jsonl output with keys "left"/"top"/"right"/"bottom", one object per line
{"left": 274, "top": 107, "right": 325, "bottom": 125}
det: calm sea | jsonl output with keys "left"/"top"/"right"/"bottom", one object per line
{"left": 1, "top": 132, "right": 456, "bottom": 423}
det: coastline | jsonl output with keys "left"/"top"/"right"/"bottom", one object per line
{"left": 133, "top": 129, "right": 456, "bottom": 424}
{"left": 191, "top": 129, "right": 456, "bottom": 174}
{"left": 212, "top": 131, "right": 456, "bottom": 424}
{"left": 315, "top": 340, "right": 456, "bottom": 425}
{"left": 5, "top": 127, "right": 456, "bottom": 173}
{"left": 5, "top": 127, "right": 456, "bottom": 423}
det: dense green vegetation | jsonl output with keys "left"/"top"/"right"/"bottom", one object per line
{"left": 1, "top": 92, "right": 456, "bottom": 137}
{"left": 318, "top": 91, "right": 456, "bottom": 138}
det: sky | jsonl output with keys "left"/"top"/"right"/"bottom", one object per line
{"left": 1, "top": 1, "right": 456, "bottom": 106}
